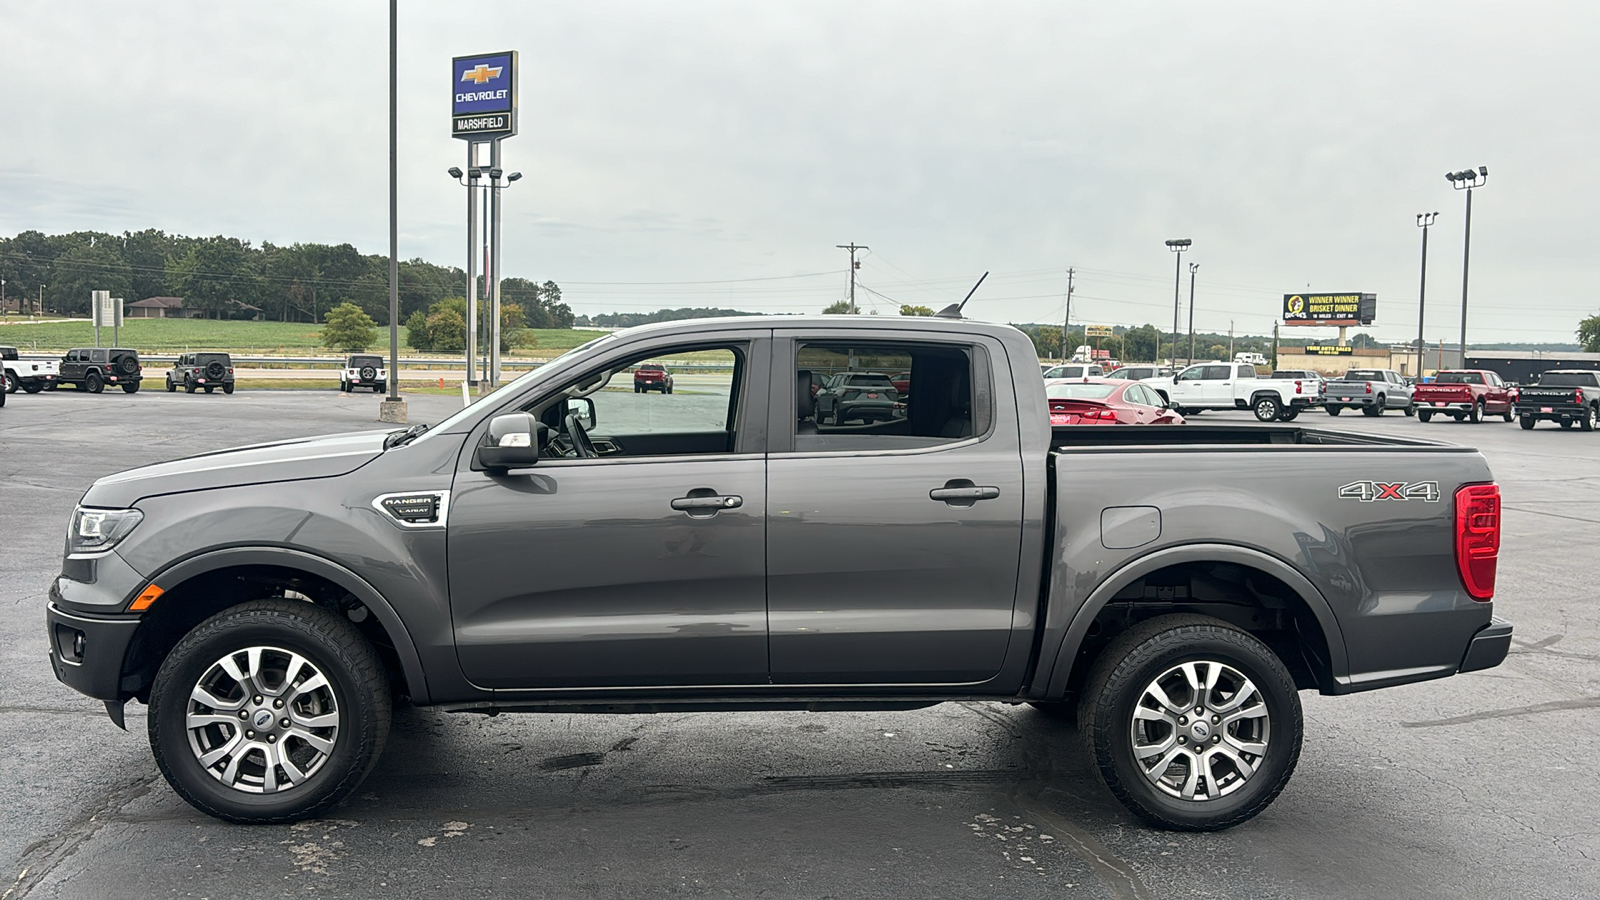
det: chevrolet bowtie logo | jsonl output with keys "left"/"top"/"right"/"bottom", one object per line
{"left": 461, "top": 64, "right": 503, "bottom": 85}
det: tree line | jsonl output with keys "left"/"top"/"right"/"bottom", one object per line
{"left": 0, "top": 229, "right": 572, "bottom": 329}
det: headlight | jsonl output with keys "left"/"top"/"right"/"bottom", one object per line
{"left": 68, "top": 507, "right": 143, "bottom": 554}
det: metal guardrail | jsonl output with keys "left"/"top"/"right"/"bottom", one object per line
{"left": 9, "top": 353, "right": 734, "bottom": 372}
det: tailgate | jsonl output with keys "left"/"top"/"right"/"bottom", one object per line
{"left": 1414, "top": 385, "right": 1470, "bottom": 403}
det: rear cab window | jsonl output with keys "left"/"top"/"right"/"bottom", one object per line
{"left": 789, "top": 339, "right": 987, "bottom": 452}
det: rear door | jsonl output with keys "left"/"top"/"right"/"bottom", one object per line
{"left": 765, "top": 330, "right": 1025, "bottom": 686}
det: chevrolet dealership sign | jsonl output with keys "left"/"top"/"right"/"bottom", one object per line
{"left": 452, "top": 51, "right": 517, "bottom": 140}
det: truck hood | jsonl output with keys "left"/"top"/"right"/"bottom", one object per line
{"left": 80, "top": 430, "right": 391, "bottom": 508}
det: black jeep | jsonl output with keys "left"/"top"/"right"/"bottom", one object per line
{"left": 166, "top": 352, "right": 235, "bottom": 395}
{"left": 59, "top": 347, "right": 143, "bottom": 394}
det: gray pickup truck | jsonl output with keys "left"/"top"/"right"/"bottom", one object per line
{"left": 1323, "top": 368, "right": 1415, "bottom": 417}
{"left": 46, "top": 316, "right": 1511, "bottom": 831}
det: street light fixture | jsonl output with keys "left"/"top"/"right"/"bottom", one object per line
{"left": 1415, "top": 211, "right": 1439, "bottom": 377}
{"left": 1165, "top": 239, "right": 1191, "bottom": 366}
{"left": 1446, "top": 166, "right": 1488, "bottom": 361}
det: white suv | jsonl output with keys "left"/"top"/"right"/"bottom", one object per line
{"left": 339, "top": 354, "right": 388, "bottom": 393}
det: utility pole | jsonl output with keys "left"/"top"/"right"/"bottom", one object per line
{"left": 1416, "top": 211, "right": 1439, "bottom": 377}
{"left": 1186, "top": 262, "right": 1199, "bottom": 365}
{"left": 1061, "top": 267, "right": 1075, "bottom": 362}
{"left": 836, "top": 243, "right": 867, "bottom": 312}
{"left": 1272, "top": 321, "right": 1280, "bottom": 368}
{"left": 1228, "top": 320, "right": 1234, "bottom": 360}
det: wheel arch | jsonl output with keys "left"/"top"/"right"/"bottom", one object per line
{"left": 1039, "top": 543, "right": 1348, "bottom": 701}
{"left": 124, "top": 547, "right": 429, "bottom": 704}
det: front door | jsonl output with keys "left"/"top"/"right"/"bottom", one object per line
{"left": 764, "top": 333, "right": 1025, "bottom": 686}
{"left": 447, "top": 339, "right": 771, "bottom": 689}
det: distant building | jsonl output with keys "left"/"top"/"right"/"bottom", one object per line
{"left": 126, "top": 297, "right": 261, "bottom": 320}
{"left": 1463, "top": 350, "right": 1600, "bottom": 384}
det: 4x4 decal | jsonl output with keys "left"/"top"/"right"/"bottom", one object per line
{"left": 1338, "top": 480, "right": 1440, "bottom": 502}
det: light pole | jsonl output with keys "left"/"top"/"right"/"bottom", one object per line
{"left": 1447, "top": 166, "right": 1487, "bottom": 362}
{"left": 448, "top": 165, "right": 482, "bottom": 387}
{"left": 1165, "top": 239, "right": 1191, "bottom": 365}
{"left": 1186, "top": 262, "right": 1199, "bottom": 365}
{"left": 485, "top": 165, "right": 521, "bottom": 387}
{"left": 1415, "top": 211, "right": 1439, "bottom": 377}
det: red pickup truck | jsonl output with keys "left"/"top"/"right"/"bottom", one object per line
{"left": 1412, "top": 370, "right": 1514, "bottom": 423}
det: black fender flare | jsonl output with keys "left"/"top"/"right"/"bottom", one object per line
{"left": 142, "top": 546, "right": 430, "bottom": 703}
{"left": 1038, "top": 542, "right": 1349, "bottom": 700}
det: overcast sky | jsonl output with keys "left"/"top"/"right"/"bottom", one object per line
{"left": 2, "top": 1, "right": 1594, "bottom": 342}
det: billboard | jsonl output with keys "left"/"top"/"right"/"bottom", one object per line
{"left": 452, "top": 51, "right": 517, "bottom": 140}
{"left": 1302, "top": 345, "right": 1354, "bottom": 356}
{"left": 1084, "top": 324, "right": 1114, "bottom": 338}
{"left": 1282, "top": 292, "right": 1376, "bottom": 326}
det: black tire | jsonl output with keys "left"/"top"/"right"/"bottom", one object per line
{"left": 147, "top": 599, "right": 391, "bottom": 824}
{"left": 186, "top": 378, "right": 197, "bottom": 394}
{"left": 1364, "top": 396, "right": 1384, "bottom": 417}
{"left": 117, "top": 355, "right": 139, "bottom": 376}
{"left": 1277, "top": 408, "right": 1300, "bottom": 422}
{"left": 1325, "top": 406, "right": 1341, "bottom": 416}
{"left": 3, "top": 372, "right": 16, "bottom": 394}
{"left": 1582, "top": 406, "right": 1596, "bottom": 432}
{"left": 123, "top": 382, "right": 139, "bottom": 394}
{"left": 373, "top": 383, "right": 384, "bottom": 393}
{"left": 86, "top": 372, "right": 104, "bottom": 394}
{"left": 1560, "top": 419, "right": 1574, "bottom": 429}
{"left": 166, "top": 376, "right": 176, "bottom": 393}
{"left": 1502, "top": 408, "right": 1513, "bottom": 423}
{"left": 1418, "top": 410, "right": 1433, "bottom": 423}
{"left": 1403, "top": 402, "right": 1415, "bottom": 417}
{"left": 204, "top": 385, "right": 215, "bottom": 394}
{"left": 634, "top": 385, "right": 642, "bottom": 394}
{"left": 1469, "top": 400, "right": 1482, "bottom": 424}
{"left": 666, "top": 384, "right": 674, "bottom": 394}
{"left": 1077, "top": 614, "right": 1302, "bottom": 831}
{"left": 1520, "top": 416, "right": 1535, "bottom": 430}
{"left": 1252, "top": 396, "right": 1280, "bottom": 422}
{"left": 223, "top": 384, "right": 235, "bottom": 395}
{"left": 22, "top": 382, "right": 43, "bottom": 394}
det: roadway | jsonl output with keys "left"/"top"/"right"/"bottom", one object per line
{"left": 0, "top": 391, "right": 1594, "bottom": 899}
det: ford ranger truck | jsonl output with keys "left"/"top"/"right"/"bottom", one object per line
{"left": 46, "top": 316, "right": 1512, "bottom": 831}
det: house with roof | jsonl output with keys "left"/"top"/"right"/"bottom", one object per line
{"left": 125, "top": 297, "right": 261, "bottom": 320}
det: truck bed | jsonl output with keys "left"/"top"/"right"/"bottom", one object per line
{"left": 1049, "top": 423, "right": 1457, "bottom": 450}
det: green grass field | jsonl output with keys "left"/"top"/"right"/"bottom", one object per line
{"left": 0, "top": 316, "right": 606, "bottom": 357}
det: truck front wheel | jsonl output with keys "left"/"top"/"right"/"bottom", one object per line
{"left": 148, "top": 599, "right": 391, "bottom": 824}
{"left": 1077, "top": 614, "right": 1302, "bottom": 831}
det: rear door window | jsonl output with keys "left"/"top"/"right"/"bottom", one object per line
{"left": 792, "top": 340, "right": 981, "bottom": 451}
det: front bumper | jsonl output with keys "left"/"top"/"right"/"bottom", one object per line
{"left": 1459, "top": 616, "right": 1513, "bottom": 673}
{"left": 46, "top": 602, "right": 141, "bottom": 702}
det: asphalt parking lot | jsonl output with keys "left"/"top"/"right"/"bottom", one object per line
{"left": 2, "top": 390, "right": 1597, "bottom": 899}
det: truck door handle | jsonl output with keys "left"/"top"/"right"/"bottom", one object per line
{"left": 929, "top": 480, "right": 1000, "bottom": 506}
{"left": 671, "top": 491, "right": 742, "bottom": 517}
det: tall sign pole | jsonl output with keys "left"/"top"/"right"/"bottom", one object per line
{"left": 1061, "top": 267, "right": 1074, "bottom": 361}
{"left": 1415, "top": 212, "right": 1438, "bottom": 377}
{"left": 453, "top": 50, "right": 518, "bottom": 390}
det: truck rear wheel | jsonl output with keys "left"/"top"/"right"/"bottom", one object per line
{"left": 1325, "top": 406, "right": 1341, "bottom": 416}
{"left": 1077, "top": 614, "right": 1302, "bottom": 831}
{"left": 1520, "top": 416, "right": 1535, "bottom": 430}
{"left": 1582, "top": 406, "right": 1596, "bottom": 432}
{"left": 148, "top": 599, "right": 391, "bottom": 824}
{"left": 1252, "top": 396, "right": 1280, "bottom": 422}
{"left": 1469, "top": 400, "right": 1482, "bottom": 424}
{"left": 1418, "top": 410, "right": 1433, "bottom": 423}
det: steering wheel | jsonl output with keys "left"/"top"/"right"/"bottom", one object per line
{"left": 564, "top": 412, "right": 597, "bottom": 459}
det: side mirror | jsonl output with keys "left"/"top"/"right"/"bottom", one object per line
{"left": 566, "top": 397, "right": 595, "bottom": 427}
{"left": 477, "top": 412, "right": 542, "bottom": 471}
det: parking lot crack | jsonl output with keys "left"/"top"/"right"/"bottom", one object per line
{"left": 1401, "top": 696, "right": 1600, "bottom": 727}
{"left": 4, "top": 771, "right": 160, "bottom": 900}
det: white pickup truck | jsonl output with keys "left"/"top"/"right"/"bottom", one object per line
{"left": 1, "top": 346, "right": 61, "bottom": 393}
{"left": 1146, "top": 362, "right": 1322, "bottom": 421}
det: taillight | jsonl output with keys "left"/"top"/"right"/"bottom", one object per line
{"left": 1087, "top": 407, "right": 1119, "bottom": 421}
{"left": 1294, "top": 380, "right": 1303, "bottom": 395}
{"left": 1576, "top": 390, "right": 1585, "bottom": 404}
{"left": 1455, "top": 483, "right": 1500, "bottom": 601}
{"left": 1365, "top": 383, "right": 1373, "bottom": 394}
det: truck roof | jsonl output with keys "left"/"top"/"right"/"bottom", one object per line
{"left": 611, "top": 314, "right": 1027, "bottom": 342}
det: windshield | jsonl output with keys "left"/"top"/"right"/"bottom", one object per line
{"left": 1434, "top": 372, "right": 1483, "bottom": 384}
{"left": 1047, "top": 383, "right": 1117, "bottom": 400}
{"left": 1538, "top": 371, "right": 1600, "bottom": 387}
{"left": 350, "top": 355, "right": 383, "bottom": 367}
